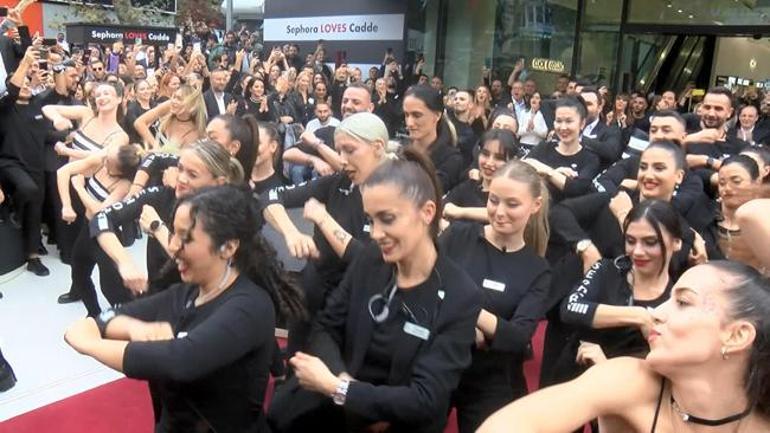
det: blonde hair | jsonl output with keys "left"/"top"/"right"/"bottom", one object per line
{"left": 493, "top": 160, "right": 550, "bottom": 257}
{"left": 160, "top": 84, "right": 207, "bottom": 140}
{"left": 185, "top": 139, "right": 244, "bottom": 184}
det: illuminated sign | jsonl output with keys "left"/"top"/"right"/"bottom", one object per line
{"left": 530, "top": 58, "right": 565, "bottom": 73}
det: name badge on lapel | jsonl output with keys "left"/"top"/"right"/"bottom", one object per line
{"left": 403, "top": 322, "right": 430, "bottom": 341}
{"left": 482, "top": 278, "right": 506, "bottom": 292}
{"left": 363, "top": 224, "right": 371, "bottom": 233}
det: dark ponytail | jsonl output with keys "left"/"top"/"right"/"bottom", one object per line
{"left": 175, "top": 185, "right": 307, "bottom": 320}
{"left": 363, "top": 146, "right": 443, "bottom": 240}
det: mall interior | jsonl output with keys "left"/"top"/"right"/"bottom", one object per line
{"left": 407, "top": 0, "right": 770, "bottom": 96}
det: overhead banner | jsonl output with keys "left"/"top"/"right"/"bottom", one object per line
{"left": 65, "top": 23, "right": 177, "bottom": 45}
{"left": 264, "top": 14, "right": 405, "bottom": 42}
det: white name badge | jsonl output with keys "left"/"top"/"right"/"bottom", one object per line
{"left": 403, "top": 322, "right": 430, "bottom": 341}
{"left": 177, "top": 331, "right": 188, "bottom": 339}
{"left": 363, "top": 224, "right": 371, "bottom": 233}
{"left": 482, "top": 279, "right": 506, "bottom": 292}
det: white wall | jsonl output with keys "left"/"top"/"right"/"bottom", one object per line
{"left": 712, "top": 37, "right": 770, "bottom": 83}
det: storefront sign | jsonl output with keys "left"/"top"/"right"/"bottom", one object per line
{"left": 530, "top": 58, "right": 565, "bottom": 73}
{"left": 65, "top": 23, "right": 177, "bottom": 45}
{"left": 264, "top": 14, "right": 404, "bottom": 42}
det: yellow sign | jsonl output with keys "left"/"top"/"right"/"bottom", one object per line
{"left": 531, "top": 58, "right": 565, "bottom": 73}
{"left": 691, "top": 89, "right": 705, "bottom": 97}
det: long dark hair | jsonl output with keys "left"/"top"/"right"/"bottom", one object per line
{"left": 175, "top": 185, "right": 306, "bottom": 320}
{"left": 210, "top": 114, "right": 258, "bottom": 178}
{"left": 363, "top": 146, "right": 443, "bottom": 240}
{"left": 404, "top": 84, "right": 456, "bottom": 148}
{"left": 622, "top": 200, "right": 683, "bottom": 276}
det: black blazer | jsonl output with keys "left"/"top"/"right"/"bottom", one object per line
{"left": 308, "top": 244, "right": 482, "bottom": 433}
{"left": 202, "top": 89, "right": 234, "bottom": 121}
{"left": 582, "top": 121, "right": 623, "bottom": 171}
{"left": 0, "top": 26, "right": 31, "bottom": 76}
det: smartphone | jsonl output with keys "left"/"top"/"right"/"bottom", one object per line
{"left": 135, "top": 37, "right": 142, "bottom": 45}
{"left": 39, "top": 60, "right": 48, "bottom": 70}
{"left": 193, "top": 42, "right": 201, "bottom": 52}
{"left": 174, "top": 33, "right": 183, "bottom": 50}
{"left": 43, "top": 38, "right": 58, "bottom": 47}
{"left": 0, "top": 7, "right": 8, "bottom": 17}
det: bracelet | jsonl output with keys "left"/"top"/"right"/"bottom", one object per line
{"left": 95, "top": 309, "right": 117, "bottom": 338}
{"left": 132, "top": 182, "right": 144, "bottom": 188}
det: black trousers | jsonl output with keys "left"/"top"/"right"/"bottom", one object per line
{"left": 0, "top": 165, "right": 44, "bottom": 257}
{"left": 286, "top": 262, "right": 336, "bottom": 357}
{"left": 70, "top": 226, "right": 132, "bottom": 317}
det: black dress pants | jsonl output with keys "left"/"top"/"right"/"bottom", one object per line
{"left": 70, "top": 227, "right": 132, "bottom": 317}
{"left": 0, "top": 165, "right": 44, "bottom": 257}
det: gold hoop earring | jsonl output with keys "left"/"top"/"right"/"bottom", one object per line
{"left": 721, "top": 346, "right": 729, "bottom": 360}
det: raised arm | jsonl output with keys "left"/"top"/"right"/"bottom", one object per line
{"left": 42, "top": 104, "right": 93, "bottom": 130}
{"left": 56, "top": 153, "right": 102, "bottom": 223}
{"left": 134, "top": 100, "right": 172, "bottom": 150}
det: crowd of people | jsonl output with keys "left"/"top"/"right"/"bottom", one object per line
{"left": 3, "top": 5, "right": 770, "bottom": 433}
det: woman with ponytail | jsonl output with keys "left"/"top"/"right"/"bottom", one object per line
{"left": 440, "top": 159, "right": 551, "bottom": 433}
{"left": 66, "top": 184, "right": 305, "bottom": 433}
{"left": 268, "top": 146, "right": 482, "bottom": 433}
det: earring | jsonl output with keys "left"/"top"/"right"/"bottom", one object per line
{"left": 721, "top": 346, "right": 729, "bottom": 360}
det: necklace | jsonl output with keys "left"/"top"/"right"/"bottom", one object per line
{"left": 670, "top": 395, "right": 752, "bottom": 427}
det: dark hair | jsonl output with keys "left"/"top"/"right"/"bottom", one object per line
{"left": 702, "top": 261, "right": 770, "bottom": 417}
{"left": 480, "top": 128, "right": 521, "bottom": 160}
{"left": 175, "top": 185, "right": 306, "bottom": 320}
{"left": 738, "top": 104, "right": 759, "bottom": 118}
{"left": 209, "top": 114, "right": 257, "bottom": 178}
{"left": 554, "top": 96, "right": 588, "bottom": 121}
{"left": 345, "top": 81, "right": 373, "bottom": 100}
{"left": 650, "top": 110, "right": 686, "bottom": 128}
{"left": 256, "top": 121, "right": 283, "bottom": 169}
{"left": 580, "top": 86, "right": 601, "bottom": 104}
{"left": 362, "top": 146, "right": 443, "bottom": 240}
{"left": 404, "top": 84, "right": 455, "bottom": 147}
{"left": 622, "top": 199, "right": 683, "bottom": 275}
{"left": 644, "top": 140, "right": 686, "bottom": 171}
{"left": 741, "top": 147, "right": 770, "bottom": 181}
{"left": 243, "top": 75, "right": 266, "bottom": 99}
{"left": 488, "top": 107, "right": 518, "bottom": 130}
{"left": 706, "top": 86, "right": 735, "bottom": 108}
{"left": 114, "top": 144, "right": 142, "bottom": 180}
{"left": 721, "top": 154, "right": 760, "bottom": 181}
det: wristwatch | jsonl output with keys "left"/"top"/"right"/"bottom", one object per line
{"left": 332, "top": 379, "right": 350, "bottom": 406}
{"left": 706, "top": 157, "right": 715, "bottom": 168}
{"left": 95, "top": 308, "right": 117, "bottom": 337}
{"left": 576, "top": 239, "right": 593, "bottom": 255}
{"left": 149, "top": 220, "right": 164, "bottom": 236}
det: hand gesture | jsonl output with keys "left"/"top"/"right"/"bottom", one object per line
{"left": 22, "top": 45, "right": 39, "bottom": 67}
{"left": 53, "top": 117, "right": 74, "bottom": 131}
{"left": 443, "top": 202, "right": 461, "bottom": 220}
{"left": 284, "top": 231, "right": 319, "bottom": 259}
{"left": 554, "top": 166, "right": 578, "bottom": 178}
{"left": 609, "top": 191, "right": 633, "bottom": 222}
{"left": 162, "top": 166, "right": 178, "bottom": 188}
{"left": 475, "top": 328, "right": 488, "bottom": 350}
{"left": 290, "top": 352, "right": 338, "bottom": 395}
{"left": 61, "top": 205, "right": 77, "bottom": 224}
{"left": 576, "top": 341, "right": 607, "bottom": 366}
{"left": 7, "top": 8, "right": 23, "bottom": 27}
{"left": 303, "top": 198, "right": 327, "bottom": 225}
{"left": 118, "top": 260, "right": 149, "bottom": 295}
{"left": 54, "top": 141, "right": 69, "bottom": 156}
{"left": 311, "top": 157, "right": 334, "bottom": 177}
{"left": 688, "top": 230, "right": 708, "bottom": 266}
{"left": 226, "top": 99, "right": 238, "bottom": 115}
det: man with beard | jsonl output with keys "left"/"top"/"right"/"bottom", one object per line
{"left": 447, "top": 89, "right": 485, "bottom": 168}
{"left": 627, "top": 92, "right": 650, "bottom": 133}
{"left": 580, "top": 87, "right": 622, "bottom": 170}
{"left": 203, "top": 67, "right": 235, "bottom": 120}
{"left": 284, "top": 83, "right": 374, "bottom": 181}
{"left": 684, "top": 87, "right": 749, "bottom": 192}
{"left": 285, "top": 43, "right": 304, "bottom": 72}
{"left": 0, "top": 47, "right": 51, "bottom": 276}
{"left": 490, "top": 78, "right": 510, "bottom": 108}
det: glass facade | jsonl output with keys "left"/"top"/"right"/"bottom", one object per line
{"left": 407, "top": 0, "right": 770, "bottom": 93}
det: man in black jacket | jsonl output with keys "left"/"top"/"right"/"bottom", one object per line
{"left": 580, "top": 87, "right": 622, "bottom": 171}
{"left": 203, "top": 67, "right": 235, "bottom": 120}
{"left": 0, "top": 8, "right": 32, "bottom": 93}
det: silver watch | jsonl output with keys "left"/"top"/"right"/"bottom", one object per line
{"left": 332, "top": 379, "right": 350, "bottom": 406}
{"left": 576, "top": 239, "right": 593, "bottom": 254}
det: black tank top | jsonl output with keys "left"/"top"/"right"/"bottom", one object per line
{"left": 650, "top": 378, "right": 666, "bottom": 433}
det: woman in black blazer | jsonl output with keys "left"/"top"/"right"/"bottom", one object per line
{"left": 270, "top": 148, "right": 482, "bottom": 433}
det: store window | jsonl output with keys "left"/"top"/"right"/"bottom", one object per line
{"left": 577, "top": 0, "right": 622, "bottom": 86}
{"left": 629, "top": 0, "right": 770, "bottom": 26}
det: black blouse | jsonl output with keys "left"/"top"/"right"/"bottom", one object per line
{"left": 528, "top": 141, "right": 601, "bottom": 202}
{"left": 120, "top": 274, "right": 274, "bottom": 433}
{"left": 443, "top": 179, "right": 487, "bottom": 209}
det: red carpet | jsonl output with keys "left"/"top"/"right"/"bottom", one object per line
{"left": 1, "top": 324, "right": 549, "bottom": 433}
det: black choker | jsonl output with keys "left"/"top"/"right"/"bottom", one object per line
{"left": 671, "top": 396, "right": 752, "bottom": 426}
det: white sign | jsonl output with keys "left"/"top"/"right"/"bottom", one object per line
{"left": 264, "top": 14, "right": 405, "bottom": 42}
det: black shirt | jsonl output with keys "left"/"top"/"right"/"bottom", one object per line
{"left": 444, "top": 179, "right": 487, "bottom": 208}
{"left": 528, "top": 141, "right": 601, "bottom": 202}
{"left": 261, "top": 173, "right": 369, "bottom": 286}
{"left": 308, "top": 243, "right": 481, "bottom": 433}
{"left": 124, "top": 100, "right": 153, "bottom": 145}
{"left": 428, "top": 139, "right": 465, "bottom": 195}
{"left": 120, "top": 274, "right": 274, "bottom": 433}
{"left": 560, "top": 257, "right": 670, "bottom": 358}
{"left": 137, "top": 152, "right": 179, "bottom": 188}
{"left": 0, "top": 83, "right": 48, "bottom": 174}
{"left": 250, "top": 171, "right": 288, "bottom": 195}
{"left": 90, "top": 186, "right": 180, "bottom": 291}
